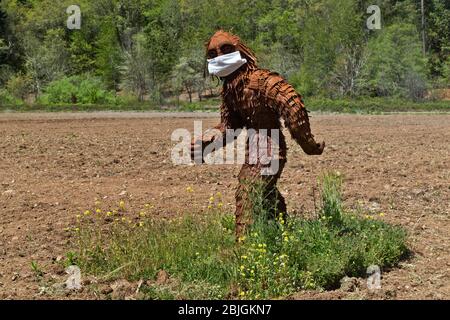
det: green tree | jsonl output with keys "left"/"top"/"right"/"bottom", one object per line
{"left": 424, "top": 0, "right": 450, "bottom": 79}
{"left": 121, "top": 33, "right": 153, "bottom": 101}
{"left": 359, "top": 23, "right": 428, "bottom": 100}
{"left": 0, "top": 2, "right": 23, "bottom": 85}
{"left": 24, "top": 28, "right": 69, "bottom": 96}
{"left": 144, "top": 0, "right": 183, "bottom": 83}
{"left": 68, "top": 31, "right": 97, "bottom": 75}
{"left": 95, "top": 19, "right": 123, "bottom": 90}
{"left": 294, "top": 0, "right": 365, "bottom": 96}
{"left": 171, "top": 54, "right": 204, "bottom": 103}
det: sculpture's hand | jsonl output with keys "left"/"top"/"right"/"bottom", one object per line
{"left": 190, "top": 136, "right": 216, "bottom": 163}
{"left": 303, "top": 139, "right": 325, "bottom": 155}
{"left": 190, "top": 138, "right": 203, "bottom": 163}
{"left": 314, "top": 141, "right": 326, "bottom": 155}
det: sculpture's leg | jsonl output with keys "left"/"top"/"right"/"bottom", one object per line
{"left": 262, "top": 158, "right": 287, "bottom": 221}
{"left": 234, "top": 159, "right": 286, "bottom": 238}
{"left": 235, "top": 163, "right": 258, "bottom": 238}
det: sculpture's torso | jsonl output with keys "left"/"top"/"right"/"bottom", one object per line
{"left": 222, "top": 68, "right": 288, "bottom": 160}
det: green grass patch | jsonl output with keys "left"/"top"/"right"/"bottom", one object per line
{"left": 69, "top": 173, "right": 408, "bottom": 299}
{"left": 0, "top": 100, "right": 220, "bottom": 113}
{"left": 2, "top": 96, "right": 448, "bottom": 113}
{"left": 307, "top": 97, "right": 450, "bottom": 113}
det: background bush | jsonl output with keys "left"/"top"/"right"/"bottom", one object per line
{"left": 0, "top": 88, "right": 23, "bottom": 105}
{"left": 37, "top": 75, "right": 119, "bottom": 105}
{"left": 5, "top": 73, "right": 32, "bottom": 100}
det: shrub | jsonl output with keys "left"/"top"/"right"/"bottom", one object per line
{"left": 404, "top": 71, "right": 428, "bottom": 102}
{"left": 319, "top": 172, "right": 343, "bottom": 227}
{"left": 71, "top": 199, "right": 236, "bottom": 299}
{"left": 0, "top": 65, "right": 14, "bottom": 87}
{"left": 441, "top": 57, "right": 450, "bottom": 86}
{"left": 0, "top": 88, "right": 23, "bottom": 106}
{"left": 236, "top": 173, "right": 407, "bottom": 298}
{"left": 38, "top": 75, "right": 118, "bottom": 105}
{"left": 6, "top": 73, "right": 32, "bottom": 100}
{"left": 38, "top": 77, "right": 77, "bottom": 105}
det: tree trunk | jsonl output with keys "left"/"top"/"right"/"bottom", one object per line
{"left": 421, "top": 0, "right": 426, "bottom": 56}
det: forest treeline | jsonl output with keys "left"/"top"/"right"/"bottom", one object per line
{"left": 0, "top": 0, "right": 449, "bottom": 107}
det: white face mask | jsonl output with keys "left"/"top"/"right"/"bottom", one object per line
{"left": 207, "top": 51, "right": 247, "bottom": 77}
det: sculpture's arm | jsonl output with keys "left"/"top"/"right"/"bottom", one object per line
{"left": 190, "top": 103, "right": 243, "bottom": 161}
{"left": 260, "top": 71, "right": 325, "bottom": 155}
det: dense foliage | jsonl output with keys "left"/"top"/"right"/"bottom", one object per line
{"left": 0, "top": 0, "right": 449, "bottom": 106}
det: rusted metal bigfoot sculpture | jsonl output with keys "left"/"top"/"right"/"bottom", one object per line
{"left": 192, "top": 30, "right": 325, "bottom": 237}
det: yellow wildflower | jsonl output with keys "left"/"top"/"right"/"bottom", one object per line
{"left": 238, "top": 236, "right": 246, "bottom": 243}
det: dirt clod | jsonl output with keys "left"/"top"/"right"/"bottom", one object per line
{"left": 340, "top": 277, "right": 359, "bottom": 292}
{"left": 155, "top": 270, "right": 170, "bottom": 285}
{"left": 110, "top": 279, "right": 134, "bottom": 300}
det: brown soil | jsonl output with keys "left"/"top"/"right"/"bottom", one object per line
{"left": 0, "top": 113, "right": 448, "bottom": 300}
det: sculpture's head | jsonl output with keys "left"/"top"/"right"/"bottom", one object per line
{"left": 205, "top": 30, "right": 257, "bottom": 78}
